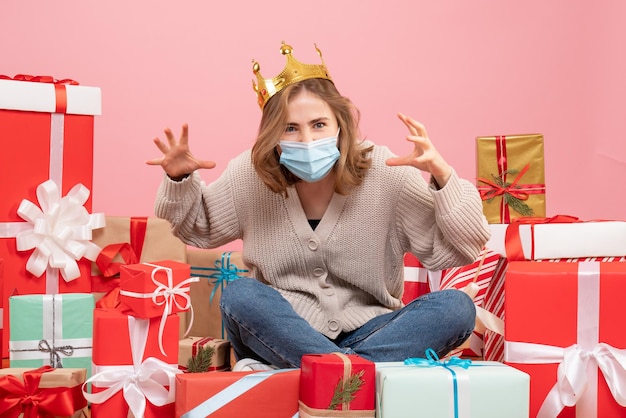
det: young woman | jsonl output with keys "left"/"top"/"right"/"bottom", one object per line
{"left": 147, "top": 43, "right": 490, "bottom": 369}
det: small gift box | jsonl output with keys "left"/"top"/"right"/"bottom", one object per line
{"left": 175, "top": 368, "right": 300, "bottom": 417}
{"left": 0, "top": 366, "right": 88, "bottom": 417}
{"left": 299, "top": 353, "right": 376, "bottom": 417}
{"left": 504, "top": 261, "right": 626, "bottom": 417}
{"left": 8, "top": 294, "right": 94, "bottom": 377}
{"left": 476, "top": 133, "right": 546, "bottom": 224}
{"left": 178, "top": 336, "right": 231, "bottom": 373}
{"left": 376, "top": 352, "right": 530, "bottom": 418}
{"left": 84, "top": 308, "right": 181, "bottom": 418}
{"left": 0, "top": 75, "right": 102, "bottom": 358}
{"left": 118, "top": 260, "right": 196, "bottom": 319}
{"left": 185, "top": 250, "right": 249, "bottom": 339}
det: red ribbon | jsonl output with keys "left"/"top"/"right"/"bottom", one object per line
{"left": 94, "top": 217, "right": 149, "bottom": 306}
{"left": 504, "top": 215, "right": 582, "bottom": 261}
{"left": 476, "top": 136, "right": 546, "bottom": 223}
{"left": 0, "top": 74, "right": 79, "bottom": 114}
{"left": 0, "top": 365, "right": 87, "bottom": 418}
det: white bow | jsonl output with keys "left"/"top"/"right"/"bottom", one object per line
{"left": 83, "top": 316, "right": 181, "bottom": 418}
{"left": 15, "top": 179, "right": 105, "bottom": 282}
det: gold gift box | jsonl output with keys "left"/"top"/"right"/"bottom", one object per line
{"left": 178, "top": 336, "right": 231, "bottom": 372}
{"left": 0, "top": 367, "right": 88, "bottom": 417}
{"left": 476, "top": 134, "right": 546, "bottom": 223}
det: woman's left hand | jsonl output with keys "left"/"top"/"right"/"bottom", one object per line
{"left": 386, "top": 113, "right": 452, "bottom": 187}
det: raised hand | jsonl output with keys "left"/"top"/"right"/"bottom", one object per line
{"left": 385, "top": 113, "right": 452, "bottom": 187}
{"left": 146, "top": 123, "right": 216, "bottom": 178}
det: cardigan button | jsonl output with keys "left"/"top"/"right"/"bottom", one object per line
{"left": 307, "top": 239, "right": 318, "bottom": 250}
{"left": 328, "top": 320, "right": 339, "bottom": 331}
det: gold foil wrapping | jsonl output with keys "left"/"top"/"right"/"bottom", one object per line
{"left": 476, "top": 134, "right": 546, "bottom": 223}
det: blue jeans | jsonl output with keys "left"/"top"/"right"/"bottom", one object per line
{"left": 219, "top": 278, "right": 476, "bottom": 368}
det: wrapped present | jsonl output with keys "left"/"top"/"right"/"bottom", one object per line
{"left": 8, "top": 294, "right": 94, "bottom": 378}
{"left": 0, "top": 75, "right": 102, "bottom": 358}
{"left": 402, "top": 253, "right": 441, "bottom": 304}
{"left": 178, "top": 336, "right": 231, "bottom": 372}
{"left": 90, "top": 216, "right": 187, "bottom": 294}
{"left": 1, "top": 258, "right": 3, "bottom": 364}
{"left": 0, "top": 365, "right": 88, "bottom": 417}
{"left": 84, "top": 308, "right": 181, "bottom": 417}
{"left": 175, "top": 368, "right": 300, "bottom": 417}
{"left": 299, "top": 353, "right": 375, "bottom": 417}
{"left": 487, "top": 216, "right": 626, "bottom": 260}
{"left": 118, "top": 260, "right": 197, "bottom": 343}
{"left": 185, "top": 250, "right": 249, "bottom": 339}
{"left": 476, "top": 133, "right": 546, "bottom": 223}
{"left": 482, "top": 258, "right": 508, "bottom": 362}
{"left": 376, "top": 351, "right": 530, "bottom": 417}
{"left": 504, "top": 261, "right": 626, "bottom": 417}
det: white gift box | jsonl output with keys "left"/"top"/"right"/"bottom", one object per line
{"left": 376, "top": 360, "right": 529, "bottom": 418}
{"left": 0, "top": 78, "right": 101, "bottom": 115}
{"left": 487, "top": 221, "right": 626, "bottom": 260}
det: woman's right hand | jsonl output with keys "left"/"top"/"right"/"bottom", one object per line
{"left": 146, "top": 123, "right": 216, "bottom": 177}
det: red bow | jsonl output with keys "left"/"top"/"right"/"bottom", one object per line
{"left": 0, "top": 366, "right": 87, "bottom": 418}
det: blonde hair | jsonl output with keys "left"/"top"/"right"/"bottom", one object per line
{"left": 251, "top": 78, "right": 373, "bottom": 196}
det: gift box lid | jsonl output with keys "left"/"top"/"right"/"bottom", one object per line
{"left": 0, "top": 77, "right": 101, "bottom": 115}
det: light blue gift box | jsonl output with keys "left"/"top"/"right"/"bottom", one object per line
{"left": 376, "top": 356, "right": 530, "bottom": 418}
{"left": 8, "top": 293, "right": 94, "bottom": 377}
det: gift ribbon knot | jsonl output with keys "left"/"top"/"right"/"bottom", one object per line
{"left": 119, "top": 263, "right": 199, "bottom": 356}
{"left": 405, "top": 349, "right": 473, "bottom": 418}
{"left": 38, "top": 339, "right": 74, "bottom": 368}
{"left": 191, "top": 252, "right": 248, "bottom": 303}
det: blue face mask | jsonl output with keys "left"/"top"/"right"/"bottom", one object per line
{"left": 279, "top": 130, "right": 340, "bottom": 183}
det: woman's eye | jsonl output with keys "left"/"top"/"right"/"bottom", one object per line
{"left": 285, "top": 126, "right": 296, "bottom": 132}
{"left": 314, "top": 122, "right": 325, "bottom": 129}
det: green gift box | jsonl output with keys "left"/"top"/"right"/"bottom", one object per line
{"left": 8, "top": 293, "right": 94, "bottom": 377}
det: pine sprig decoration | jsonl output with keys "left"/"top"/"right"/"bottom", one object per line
{"left": 484, "top": 169, "right": 534, "bottom": 216}
{"left": 327, "top": 369, "right": 365, "bottom": 410}
{"left": 185, "top": 344, "right": 215, "bottom": 373}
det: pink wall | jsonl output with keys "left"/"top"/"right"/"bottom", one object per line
{"left": 2, "top": 1, "right": 625, "bottom": 251}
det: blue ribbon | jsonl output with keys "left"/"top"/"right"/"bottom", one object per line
{"left": 404, "top": 349, "right": 472, "bottom": 418}
{"left": 190, "top": 251, "right": 249, "bottom": 338}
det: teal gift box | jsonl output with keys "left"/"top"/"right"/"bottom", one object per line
{"left": 8, "top": 293, "right": 94, "bottom": 377}
{"left": 376, "top": 358, "right": 530, "bottom": 418}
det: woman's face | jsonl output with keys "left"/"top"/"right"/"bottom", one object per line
{"left": 280, "top": 89, "right": 339, "bottom": 143}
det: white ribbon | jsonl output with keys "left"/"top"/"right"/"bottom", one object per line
{"left": 4, "top": 180, "right": 105, "bottom": 293}
{"left": 504, "top": 262, "right": 626, "bottom": 417}
{"left": 83, "top": 316, "right": 181, "bottom": 418}
{"left": 119, "top": 263, "right": 199, "bottom": 356}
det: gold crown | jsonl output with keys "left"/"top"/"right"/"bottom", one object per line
{"left": 252, "top": 42, "right": 332, "bottom": 109}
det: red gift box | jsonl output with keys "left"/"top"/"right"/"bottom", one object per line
{"left": 0, "top": 76, "right": 102, "bottom": 358}
{"left": 175, "top": 369, "right": 300, "bottom": 417}
{"left": 504, "top": 261, "right": 626, "bottom": 418}
{"left": 402, "top": 253, "right": 441, "bottom": 304}
{"left": 119, "top": 260, "right": 195, "bottom": 319}
{"left": 299, "top": 353, "right": 375, "bottom": 416}
{"left": 84, "top": 308, "right": 181, "bottom": 417}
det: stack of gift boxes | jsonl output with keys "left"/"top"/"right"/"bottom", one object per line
{"left": 2, "top": 75, "right": 625, "bottom": 418}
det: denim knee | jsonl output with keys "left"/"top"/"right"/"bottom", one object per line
{"left": 219, "top": 277, "right": 257, "bottom": 312}
{"left": 439, "top": 288, "right": 476, "bottom": 332}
